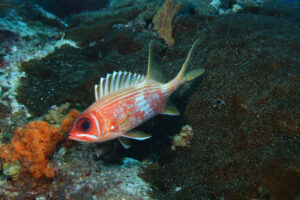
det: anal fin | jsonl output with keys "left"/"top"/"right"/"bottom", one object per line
{"left": 122, "top": 130, "right": 151, "bottom": 140}
{"left": 162, "top": 104, "right": 180, "bottom": 116}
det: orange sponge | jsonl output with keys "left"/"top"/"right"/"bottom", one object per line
{"left": 0, "top": 109, "right": 80, "bottom": 179}
{"left": 61, "top": 109, "right": 80, "bottom": 133}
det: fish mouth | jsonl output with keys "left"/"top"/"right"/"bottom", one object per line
{"left": 68, "top": 134, "right": 82, "bottom": 141}
{"left": 68, "top": 132, "right": 100, "bottom": 142}
{"left": 68, "top": 132, "right": 85, "bottom": 142}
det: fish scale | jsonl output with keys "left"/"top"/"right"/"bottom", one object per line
{"left": 99, "top": 81, "right": 166, "bottom": 133}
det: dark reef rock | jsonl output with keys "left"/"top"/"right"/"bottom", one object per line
{"left": 37, "top": 0, "right": 109, "bottom": 18}
{"left": 65, "top": 0, "right": 159, "bottom": 46}
{"left": 244, "top": 1, "right": 300, "bottom": 23}
{"left": 0, "top": 29, "right": 18, "bottom": 44}
{"left": 66, "top": 18, "right": 129, "bottom": 45}
{"left": 17, "top": 45, "right": 108, "bottom": 116}
{"left": 17, "top": 32, "right": 147, "bottom": 116}
{"left": 140, "top": 13, "right": 300, "bottom": 200}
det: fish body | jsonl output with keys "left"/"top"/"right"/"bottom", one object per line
{"left": 68, "top": 39, "right": 204, "bottom": 146}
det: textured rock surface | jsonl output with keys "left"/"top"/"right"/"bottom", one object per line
{"left": 38, "top": 0, "right": 108, "bottom": 18}
{"left": 141, "top": 12, "right": 300, "bottom": 200}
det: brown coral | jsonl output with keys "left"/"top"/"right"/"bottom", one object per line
{"left": 153, "top": 0, "right": 181, "bottom": 47}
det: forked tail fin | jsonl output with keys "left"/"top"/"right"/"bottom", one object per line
{"left": 174, "top": 38, "right": 205, "bottom": 83}
{"left": 164, "top": 38, "right": 205, "bottom": 93}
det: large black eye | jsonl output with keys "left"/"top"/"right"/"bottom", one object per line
{"left": 77, "top": 118, "right": 92, "bottom": 132}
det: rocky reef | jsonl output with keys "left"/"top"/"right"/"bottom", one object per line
{"left": 0, "top": 0, "right": 299, "bottom": 199}
{"left": 141, "top": 7, "right": 300, "bottom": 200}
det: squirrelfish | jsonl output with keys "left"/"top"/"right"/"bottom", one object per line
{"left": 68, "top": 39, "right": 204, "bottom": 148}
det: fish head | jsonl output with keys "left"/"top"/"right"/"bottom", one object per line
{"left": 68, "top": 112, "right": 102, "bottom": 143}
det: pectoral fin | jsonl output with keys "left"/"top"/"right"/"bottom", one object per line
{"left": 122, "top": 130, "right": 151, "bottom": 140}
{"left": 118, "top": 137, "right": 131, "bottom": 149}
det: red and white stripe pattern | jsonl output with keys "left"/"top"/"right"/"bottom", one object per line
{"left": 86, "top": 71, "right": 176, "bottom": 139}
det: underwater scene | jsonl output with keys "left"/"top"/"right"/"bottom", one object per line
{"left": 0, "top": 0, "right": 300, "bottom": 199}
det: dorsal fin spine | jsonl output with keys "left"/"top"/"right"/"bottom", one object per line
{"left": 114, "top": 71, "right": 119, "bottom": 91}
{"left": 131, "top": 73, "right": 135, "bottom": 85}
{"left": 100, "top": 78, "right": 104, "bottom": 98}
{"left": 146, "top": 41, "right": 153, "bottom": 80}
{"left": 136, "top": 74, "right": 141, "bottom": 84}
{"left": 145, "top": 41, "right": 165, "bottom": 82}
{"left": 110, "top": 71, "right": 115, "bottom": 92}
{"left": 135, "top": 74, "right": 138, "bottom": 84}
{"left": 111, "top": 71, "right": 117, "bottom": 92}
{"left": 121, "top": 71, "right": 127, "bottom": 89}
{"left": 115, "top": 71, "right": 122, "bottom": 91}
{"left": 126, "top": 73, "right": 132, "bottom": 87}
{"left": 105, "top": 74, "right": 111, "bottom": 95}
{"left": 95, "top": 85, "right": 99, "bottom": 100}
{"left": 132, "top": 74, "right": 137, "bottom": 84}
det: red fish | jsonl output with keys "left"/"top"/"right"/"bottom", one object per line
{"left": 68, "top": 39, "right": 204, "bottom": 148}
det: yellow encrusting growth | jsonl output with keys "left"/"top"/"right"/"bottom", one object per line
{"left": 153, "top": 0, "right": 181, "bottom": 47}
{"left": 171, "top": 125, "right": 194, "bottom": 150}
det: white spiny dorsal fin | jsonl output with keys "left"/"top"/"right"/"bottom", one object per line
{"left": 95, "top": 71, "right": 145, "bottom": 100}
{"left": 145, "top": 41, "right": 165, "bottom": 83}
